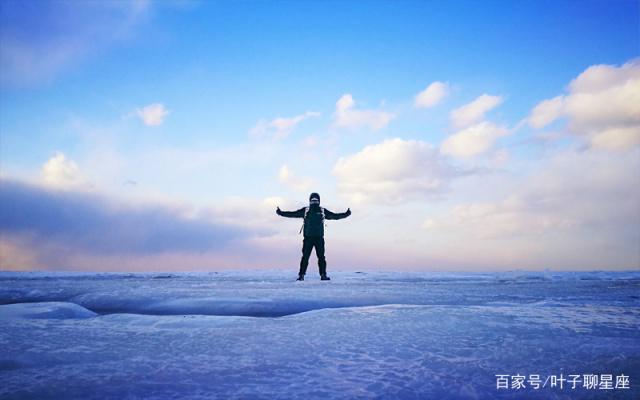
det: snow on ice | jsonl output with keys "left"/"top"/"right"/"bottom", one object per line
{"left": 0, "top": 270, "right": 638, "bottom": 399}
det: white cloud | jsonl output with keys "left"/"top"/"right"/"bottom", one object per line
{"left": 262, "top": 196, "right": 285, "bottom": 209}
{"left": 278, "top": 164, "right": 313, "bottom": 192}
{"left": 136, "top": 103, "right": 170, "bottom": 126}
{"left": 528, "top": 95, "right": 564, "bottom": 129}
{"left": 41, "top": 152, "right": 87, "bottom": 189}
{"left": 528, "top": 59, "right": 640, "bottom": 150}
{"left": 441, "top": 121, "right": 509, "bottom": 158}
{"left": 424, "top": 195, "right": 578, "bottom": 240}
{"left": 590, "top": 126, "right": 640, "bottom": 150}
{"left": 333, "top": 94, "right": 395, "bottom": 131}
{"left": 201, "top": 195, "right": 287, "bottom": 230}
{"left": 333, "top": 138, "right": 457, "bottom": 205}
{"left": 414, "top": 81, "right": 449, "bottom": 108}
{"left": 250, "top": 111, "right": 320, "bottom": 140}
{"left": 450, "top": 94, "right": 503, "bottom": 128}
{"left": 424, "top": 147, "right": 640, "bottom": 254}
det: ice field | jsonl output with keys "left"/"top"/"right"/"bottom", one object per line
{"left": 0, "top": 270, "right": 638, "bottom": 399}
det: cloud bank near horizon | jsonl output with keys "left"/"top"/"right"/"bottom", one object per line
{"left": 0, "top": 179, "right": 269, "bottom": 270}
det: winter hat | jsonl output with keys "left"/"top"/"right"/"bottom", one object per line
{"left": 309, "top": 192, "right": 320, "bottom": 204}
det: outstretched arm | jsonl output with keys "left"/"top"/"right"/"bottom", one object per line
{"left": 324, "top": 208, "right": 351, "bottom": 220}
{"left": 276, "top": 207, "right": 306, "bottom": 218}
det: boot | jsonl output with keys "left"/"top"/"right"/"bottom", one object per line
{"left": 296, "top": 274, "right": 305, "bottom": 281}
{"left": 320, "top": 274, "right": 330, "bottom": 281}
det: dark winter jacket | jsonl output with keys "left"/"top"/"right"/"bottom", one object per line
{"left": 277, "top": 204, "right": 350, "bottom": 237}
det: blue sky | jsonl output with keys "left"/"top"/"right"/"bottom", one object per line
{"left": 1, "top": 0, "right": 638, "bottom": 271}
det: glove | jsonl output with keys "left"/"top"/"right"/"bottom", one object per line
{"left": 346, "top": 208, "right": 351, "bottom": 217}
{"left": 276, "top": 207, "right": 282, "bottom": 216}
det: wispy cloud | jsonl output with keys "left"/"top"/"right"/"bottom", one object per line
{"left": 278, "top": 164, "right": 313, "bottom": 192}
{"left": 441, "top": 122, "right": 509, "bottom": 159}
{"left": 333, "top": 94, "right": 395, "bottom": 131}
{"left": 250, "top": 111, "right": 320, "bottom": 140}
{"left": 135, "top": 103, "right": 170, "bottom": 126}
{"left": 528, "top": 96, "right": 564, "bottom": 129}
{"left": 414, "top": 81, "right": 449, "bottom": 108}
{"left": 450, "top": 94, "right": 503, "bottom": 128}
{"left": 0, "top": 1, "right": 151, "bottom": 86}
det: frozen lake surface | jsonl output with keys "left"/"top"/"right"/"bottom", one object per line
{"left": 1, "top": 270, "right": 638, "bottom": 399}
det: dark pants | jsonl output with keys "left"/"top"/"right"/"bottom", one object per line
{"left": 299, "top": 236, "right": 327, "bottom": 276}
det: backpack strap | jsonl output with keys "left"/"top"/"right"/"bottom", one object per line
{"left": 299, "top": 207, "right": 309, "bottom": 234}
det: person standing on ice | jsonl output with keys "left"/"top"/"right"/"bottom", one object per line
{"left": 276, "top": 192, "right": 351, "bottom": 281}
